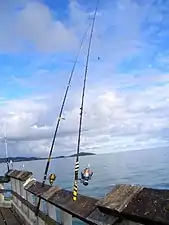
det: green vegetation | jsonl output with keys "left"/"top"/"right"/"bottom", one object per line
{"left": 68, "top": 152, "right": 96, "bottom": 157}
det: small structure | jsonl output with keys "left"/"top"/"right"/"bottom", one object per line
{"left": 0, "top": 169, "right": 168, "bottom": 224}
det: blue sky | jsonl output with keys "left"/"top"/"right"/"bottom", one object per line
{"left": 0, "top": 0, "right": 169, "bottom": 157}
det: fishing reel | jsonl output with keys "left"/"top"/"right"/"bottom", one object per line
{"left": 80, "top": 165, "right": 93, "bottom": 186}
{"left": 82, "top": 180, "right": 89, "bottom": 186}
{"left": 48, "top": 173, "right": 56, "bottom": 185}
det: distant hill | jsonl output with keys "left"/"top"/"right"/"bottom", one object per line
{"left": 0, "top": 157, "right": 40, "bottom": 163}
{"left": 0, "top": 152, "right": 95, "bottom": 163}
{"left": 68, "top": 152, "right": 96, "bottom": 157}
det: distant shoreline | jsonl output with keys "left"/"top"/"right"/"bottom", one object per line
{"left": 0, "top": 152, "right": 96, "bottom": 163}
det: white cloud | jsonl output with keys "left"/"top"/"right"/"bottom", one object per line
{"left": 0, "top": 0, "right": 152, "bottom": 56}
{"left": 0, "top": 0, "right": 78, "bottom": 53}
{"left": 0, "top": 0, "right": 168, "bottom": 157}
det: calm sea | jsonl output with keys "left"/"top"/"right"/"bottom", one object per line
{"left": 1, "top": 147, "right": 169, "bottom": 198}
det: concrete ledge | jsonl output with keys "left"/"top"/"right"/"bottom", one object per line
{"left": 9, "top": 170, "right": 169, "bottom": 225}
{"left": 96, "top": 184, "right": 143, "bottom": 214}
{"left": 7, "top": 170, "right": 33, "bottom": 181}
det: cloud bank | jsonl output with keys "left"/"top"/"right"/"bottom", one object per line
{"left": 0, "top": 0, "right": 168, "bottom": 157}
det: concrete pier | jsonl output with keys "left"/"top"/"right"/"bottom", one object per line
{"left": 0, "top": 169, "right": 168, "bottom": 225}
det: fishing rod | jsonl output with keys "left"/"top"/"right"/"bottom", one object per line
{"left": 4, "top": 127, "right": 10, "bottom": 172}
{"left": 72, "top": 0, "right": 99, "bottom": 201}
{"left": 4, "top": 136, "right": 10, "bottom": 172}
{"left": 35, "top": 23, "right": 91, "bottom": 216}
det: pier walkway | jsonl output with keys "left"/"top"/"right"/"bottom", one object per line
{"left": 0, "top": 208, "right": 24, "bottom": 225}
